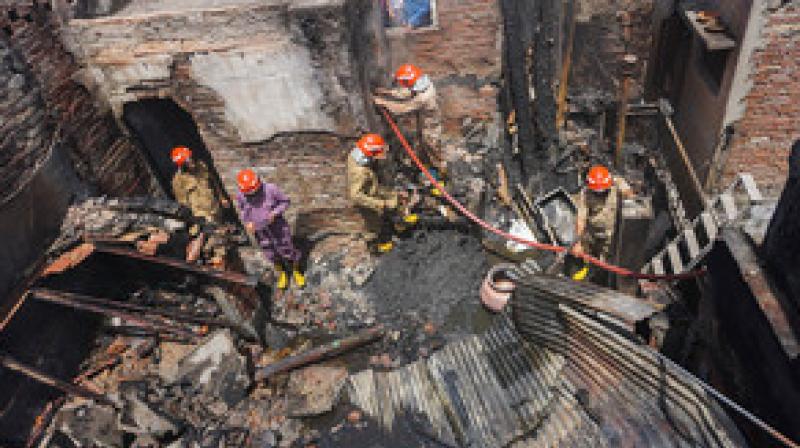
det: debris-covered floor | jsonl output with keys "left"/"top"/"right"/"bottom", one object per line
{"left": 6, "top": 198, "right": 499, "bottom": 447}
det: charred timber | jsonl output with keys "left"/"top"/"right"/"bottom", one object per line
{"left": 30, "top": 288, "right": 197, "bottom": 339}
{"left": 91, "top": 243, "right": 258, "bottom": 287}
{"left": 255, "top": 325, "right": 385, "bottom": 381}
{"left": 0, "top": 354, "right": 113, "bottom": 406}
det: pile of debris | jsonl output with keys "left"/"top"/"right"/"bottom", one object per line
{"left": 14, "top": 197, "right": 498, "bottom": 447}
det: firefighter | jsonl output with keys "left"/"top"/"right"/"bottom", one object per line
{"left": 348, "top": 133, "right": 416, "bottom": 254}
{"left": 571, "top": 165, "right": 634, "bottom": 284}
{"left": 373, "top": 64, "right": 445, "bottom": 182}
{"left": 170, "top": 146, "right": 230, "bottom": 265}
{"left": 235, "top": 169, "right": 304, "bottom": 290}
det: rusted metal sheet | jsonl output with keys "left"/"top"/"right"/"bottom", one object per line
{"left": 347, "top": 311, "right": 746, "bottom": 447}
{"left": 509, "top": 268, "right": 662, "bottom": 330}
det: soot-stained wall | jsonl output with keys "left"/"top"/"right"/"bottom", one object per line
{"left": 63, "top": 1, "right": 369, "bottom": 229}
{"left": 62, "top": 0, "right": 504, "bottom": 232}
{"left": 0, "top": 2, "right": 156, "bottom": 310}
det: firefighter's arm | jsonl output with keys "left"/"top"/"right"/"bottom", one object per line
{"left": 374, "top": 93, "right": 422, "bottom": 115}
{"left": 349, "top": 172, "right": 391, "bottom": 212}
{"left": 171, "top": 175, "right": 190, "bottom": 206}
{"left": 615, "top": 177, "right": 635, "bottom": 199}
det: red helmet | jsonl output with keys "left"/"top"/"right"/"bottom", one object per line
{"left": 395, "top": 64, "right": 423, "bottom": 89}
{"left": 171, "top": 146, "right": 192, "bottom": 167}
{"left": 357, "top": 134, "right": 387, "bottom": 158}
{"left": 587, "top": 165, "right": 613, "bottom": 192}
{"left": 237, "top": 169, "right": 261, "bottom": 194}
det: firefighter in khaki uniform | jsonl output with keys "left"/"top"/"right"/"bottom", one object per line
{"left": 347, "top": 134, "right": 417, "bottom": 254}
{"left": 572, "top": 165, "right": 634, "bottom": 284}
{"left": 170, "top": 146, "right": 230, "bottom": 265}
{"left": 374, "top": 64, "right": 446, "bottom": 195}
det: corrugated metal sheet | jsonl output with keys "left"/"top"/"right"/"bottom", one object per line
{"left": 347, "top": 271, "right": 746, "bottom": 447}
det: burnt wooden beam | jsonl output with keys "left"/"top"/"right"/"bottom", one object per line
{"left": 92, "top": 243, "right": 258, "bottom": 287}
{"left": 0, "top": 354, "right": 113, "bottom": 406}
{"left": 255, "top": 325, "right": 385, "bottom": 381}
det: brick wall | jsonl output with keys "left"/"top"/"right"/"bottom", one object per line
{"left": 0, "top": 2, "right": 156, "bottom": 197}
{"left": 722, "top": 4, "right": 800, "bottom": 195}
{"left": 63, "top": 2, "right": 370, "bottom": 232}
{"left": 381, "top": 0, "right": 503, "bottom": 135}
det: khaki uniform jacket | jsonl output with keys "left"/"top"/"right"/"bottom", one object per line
{"left": 575, "top": 177, "right": 630, "bottom": 260}
{"left": 375, "top": 85, "right": 443, "bottom": 165}
{"left": 347, "top": 156, "right": 398, "bottom": 213}
{"left": 172, "top": 160, "right": 222, "bottom": 223}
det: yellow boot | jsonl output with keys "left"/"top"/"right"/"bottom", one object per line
{"left": 431, "top": 181, "right": 445, "bottom": 197}
{"left": 403, "top": 214, "right": 419, "bottom": 225}
{"left": 292, "top": 263, "right": 306, "bottom": 289}
{"left": 377, "top": 241, "right": 394, "bottom": 253}
{"left": 572, "top": 265, "right": 590, "bottom": 281}
{"left": 275, "top": 263, "right": 288, "bottom": 290}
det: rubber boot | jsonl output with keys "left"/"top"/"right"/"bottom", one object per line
{"left": 572, "top": 265, "right": 590, "bottom": 281}
{"left": 292, "top": 263, "right": 306, "bottom": 289}
{"left": 377, "top": 241, "right": 394, "bottom": 253}
{"left": 275, "top": 263, "right": 289, "bottom": 290}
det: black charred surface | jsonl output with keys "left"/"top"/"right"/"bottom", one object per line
{"left": 501, "top": 0, "right": 536, "bottom": 168}
{"left": 762, "top": 140, "right": 800, "bottom": 315}
{"left": 364, "top": 230, "right": 492, "bottom": 356}
{"left": 501, "top": 0, "right": 568, "bottom": 195}
{"left": 706, "top": 231, "right": 800, "bottom": 446}
{"left": 122, "top": 99, "right": 217, "bottom": 198}
{"left": 0, "top": 289, "right": 100, "bottom": 445}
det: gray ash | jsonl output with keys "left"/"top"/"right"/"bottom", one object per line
{"left": 364, "top": 229, "right": 490, "bottom": 333}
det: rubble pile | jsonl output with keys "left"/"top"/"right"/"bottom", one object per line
{"left": 23, "top": 196, "right": 496, "bottom": 447}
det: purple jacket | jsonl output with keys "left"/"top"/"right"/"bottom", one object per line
{"left": 236, "top": 183, "right": 292, "bottom": 244}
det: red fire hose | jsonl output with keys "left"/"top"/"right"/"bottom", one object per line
{"left": 380, "top": 108, "right": 705, "bottom": 281}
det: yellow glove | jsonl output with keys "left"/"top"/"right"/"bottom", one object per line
{"left": 572, "top": 266, "right": 590, "bottom": 281}
{"left": 403, "top": 214, "right": 419, "bottom": 225}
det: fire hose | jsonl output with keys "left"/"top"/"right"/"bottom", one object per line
{"left": 380, "top": 108, "right": 705, "bottom": 281}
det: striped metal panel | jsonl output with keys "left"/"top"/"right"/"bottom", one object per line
{"left": 346, "top": 276, "right": 745, "bottom": 446}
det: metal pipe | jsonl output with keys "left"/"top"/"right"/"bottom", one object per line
{"left": 255, "top": 325, "right": 385, "bottom": 381}
{"left": 0, "top": 353, "right": 113, "bottom": 406}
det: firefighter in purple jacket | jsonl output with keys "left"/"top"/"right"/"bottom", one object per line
{"left": 235, "top": 169, "right": 304, "bottom": 290}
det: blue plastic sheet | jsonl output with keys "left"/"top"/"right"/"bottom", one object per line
{"left": 383, "top": 0, "right": 432, "bottom": 28}
{"left": 403, "top": 0, "right": 432, "bottom": 27}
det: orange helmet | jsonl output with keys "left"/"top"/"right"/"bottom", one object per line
{"left": 356, "top": 134, "right": 387, "bottom": 158}
{"left": 395, "top": 64, "right": 423, "bottom": 89}
{"left": 171, "top": 146, "right": 192, "bottom": 167}
{"left": 237, "top": 169, "right": 261, "bottom": 194}
{"left": 586, "top": 165, "right": 613, "bottom": 192}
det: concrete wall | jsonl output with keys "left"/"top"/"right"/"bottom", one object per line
{"left": 650, "top": 0, "right": 798, "bottom": 202}
{"left": 670, "top": 0, "right": 754, "bottom": 188}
